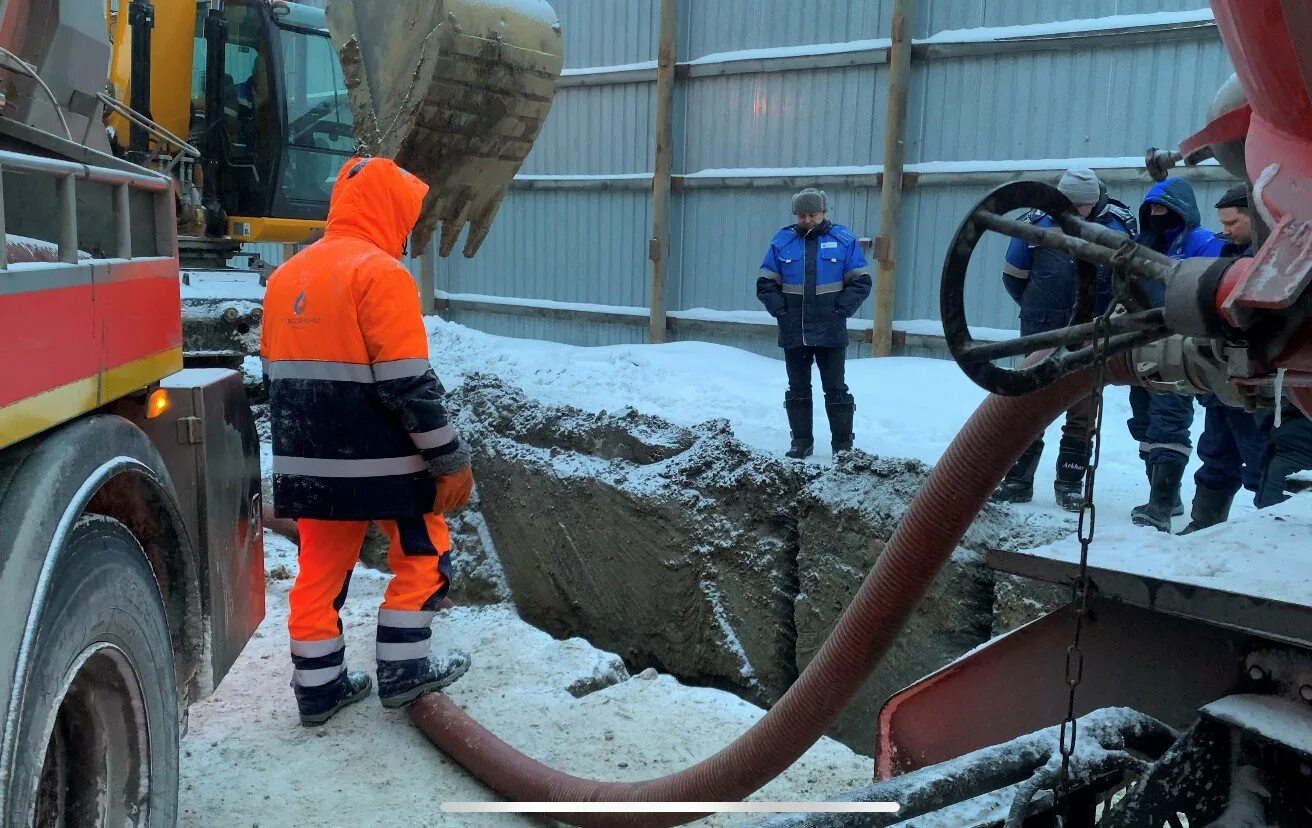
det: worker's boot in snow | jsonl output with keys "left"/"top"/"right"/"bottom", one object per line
{"left": 1131, "top": 456, "right": 1188, "bottom": 532}
{"left": 826, "top": 392, "right": 856, "bottom": 455}
{"left": 377, "top": 649, "right": 471, "bottom": 708}
{"left": 1053, "top": 436, "right": 1091, "bottom": 513}
{"left": 1178, "top": 484, "right": 1235, "bottom": 535}
{"left": 784, "top": 392, "right": 814, "bottom": 459}
{"left": 1133, "top": 456, "right": 1185, "bottom": 519}
{"left": 294, "top": 670, "right": 372, "bottom": 727}
{"left": 991, "top": 440, "right": 1044, "bottom": 504}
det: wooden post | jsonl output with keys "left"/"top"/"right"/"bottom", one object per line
{"left": 647, "top": 0, "right": 678, "bottom": 344}
{"left": 872, "top": 0, "right": 915, "bottom": 357}
{"left": 419, "top": 243, "right": 436, "bottom": 313}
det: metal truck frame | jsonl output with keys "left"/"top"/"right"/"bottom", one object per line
{"left": 0, "top": 3, "right": 264, "bottom": 823}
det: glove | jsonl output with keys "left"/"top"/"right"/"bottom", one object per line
{"left": 433, "top": 466, "right": 474, "bottom": 514}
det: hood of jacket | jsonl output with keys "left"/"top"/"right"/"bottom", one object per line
{"left": 1138, "top": 177, "right": 1203, "bottom": 252}
{"left": 324, "top": 157, "right": 430, "bottom": 259}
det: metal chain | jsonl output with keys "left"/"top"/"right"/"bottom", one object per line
{"left": 1054, "top": 262, "right": 1126, "bottom": 824}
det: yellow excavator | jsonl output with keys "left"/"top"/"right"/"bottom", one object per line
{"left": 101, "top": 0, "right": 562, "bottom": 266}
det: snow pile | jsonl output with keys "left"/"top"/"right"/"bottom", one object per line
{"left": 178, "top": 533, "right": 870, "bottom": 826}
{"left": 1018, "top": 495, "right": 1312, "bottom": 606}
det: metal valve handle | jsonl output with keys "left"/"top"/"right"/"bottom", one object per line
{"left": 940, "top": 181, "right": 1177, "bottom": 396}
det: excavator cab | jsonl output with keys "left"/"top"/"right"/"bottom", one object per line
{"left": 188, "top": 0, "right": 353, "bottom": 243}
{"left": 107, "top": 0, "right": 562, "bottom": 261}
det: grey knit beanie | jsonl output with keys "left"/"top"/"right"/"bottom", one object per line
{"left": 1057, "top": 168, "right": 1101, "bottom": 206}
{"left": 791, "top": 188, "right": 829, "bottom": 215}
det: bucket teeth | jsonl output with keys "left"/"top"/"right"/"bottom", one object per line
{"left": 327, "top": 0, "right": 564, "bottom": 257}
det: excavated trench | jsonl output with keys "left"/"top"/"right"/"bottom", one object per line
{"left": 426, "top": 373, "right": 1073, "bottom": 754}
{"left": 253, "top": 367, "right": 1072, "bottom": 754}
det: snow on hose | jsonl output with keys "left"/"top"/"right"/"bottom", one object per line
{"left": 411, "top": 356, "right": 1136, "bottom": 827}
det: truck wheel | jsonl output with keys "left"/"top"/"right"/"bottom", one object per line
{"left": 6, "top": 515, "right": 179, "bottom": 827}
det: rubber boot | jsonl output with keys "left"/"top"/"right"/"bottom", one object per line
{"left": 784, "top": 393, "right": 814, "bottom": 459}
{"left": 294, "top": 670, "right": 372, "bottom": 727}
{"left": 991, "top": 440, "right": 1044, "bottom": 504}
{"left": 825, "top": 393, "right": 856, "bottom": 455}
{"left": 1133, "top": 456, "right": 1185, "bottom": 518}
{"left": 1178, "top": 485, "right": 1236, "bottom": 535}
{"left": 1053, "top": 436, "right": 1091, "bottom": 513}
{"left": 377, "top": 649, "right": 471, "bottom": 708}
{"left": 1131, "top": 456, "right": 1188, "bottom": 532}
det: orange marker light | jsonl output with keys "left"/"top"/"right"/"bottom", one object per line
{"left": 146, "top": 388, "right": 170, "bottom": 419}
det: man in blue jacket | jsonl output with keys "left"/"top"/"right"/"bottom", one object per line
{"left": 993, "top": 168, "right": 1136, "bottom": 511}
{"left": 1181, "top": 185, "right": 1270, "bottom": 534}
{"left": 1129, "top": 177, "right": 1226, "bottom": 531}
{"left": 757, "top": 188, "right": 872, "bottom": 459}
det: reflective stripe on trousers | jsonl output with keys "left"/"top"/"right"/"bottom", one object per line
{"left": 289, "top": 514, "right": 452, "bottom": 679}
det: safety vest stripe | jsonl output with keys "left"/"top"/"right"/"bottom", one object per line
{"left": 273, "top": 454, "right": 428, "bottom": 478}
{"left": 294, "top": 664, "right": 345, "bottom": 688}
{"left": 372, "top": 358, "right": 432, "bottom": 381}
{"left": 377, "top": 609, "right": 438, "bottom": 629}
{"left": 377, "top": 640, "right": 431, "bottom": 662}
{"left": 815, "top": 282, "right": 844, "bottom": 295}
{"left": 1003, "top": 262, "right": 1030, "bottom": 279}
{"left": 1139, "top": 441, "right": 1192, "bottom": 457}
{"left": 782, "top": 284, "right": 804, "bottom": 295}
{"left": 290, "top": 636, "right": 346, "bottom": 658}
{"left": 411, "top": 425, "right": 457, "bottom": 450}
{"left": 268, "top": 360, "right": 375, "bottom": 382}
{"left": 844, "top": 267, "right": 871, "bottom": 281}
{"left": 760, "top": 269, "right": 781, "bottom": 284}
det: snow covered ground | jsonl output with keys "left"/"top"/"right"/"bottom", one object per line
{"left": 178, "top": 534, "right": 871, "bottom": 826}
{"left": 188, "top": 318, "right": 1309, "bottom": 825}
{"left": 1020, "top": 495, "right": 1312, "bottom": 606}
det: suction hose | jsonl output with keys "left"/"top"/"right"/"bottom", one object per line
{"left": 411, "top": 357, "right": 1135, "bottom": 826}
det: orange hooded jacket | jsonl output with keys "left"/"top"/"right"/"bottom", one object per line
{"left": 260, "top": 157, "right": 468, "bottom": 520}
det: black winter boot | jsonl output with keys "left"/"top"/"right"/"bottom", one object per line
{"left": 825, "top": 393, "right": 856, "bottom": 454}
{"left": 992, "top": 440, "right": 1044, "bottom": 504}
{"left": 1053, "top": 436, "right": 1091, "bottom": 513}
{"left": 377, "top": 649, "right": 471, "bottom": 708}
{"left": 1178, "top": 485, "right": 1236, "bottom": 535}
{"left": 1134, "top": 456, "right": 1186, "bottom": 518}
{"left": 294, "top": 670, "right": 372, "bottom": 727}
{"left": 784, "top": 393, "right": 814, "bottom": 459}
{"left": 1131, "top": 456, "right": 1188, "bottom": 532}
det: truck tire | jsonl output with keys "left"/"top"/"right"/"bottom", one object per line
{"left": 5, "top": 515, "right": 178, "bottom": 827}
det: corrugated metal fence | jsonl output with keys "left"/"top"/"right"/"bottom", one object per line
{"left": 274, "top": 1, "right": 1241, "bottom": 360}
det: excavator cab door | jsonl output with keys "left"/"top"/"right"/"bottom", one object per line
{"left": 190, "top": 0, "right": 351, "bottom": 242}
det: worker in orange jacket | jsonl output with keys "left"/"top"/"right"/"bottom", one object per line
{"left": 261, "top": 157, "right": 474, "bottom": 726}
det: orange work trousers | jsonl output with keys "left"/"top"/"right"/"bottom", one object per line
{"left": 288, "top": 513, "right": 451, "bottom": 644}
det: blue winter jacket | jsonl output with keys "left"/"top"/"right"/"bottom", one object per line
{"left": 1137, "top": 178, "right": 1226, "bottom": 306}
{"left": 756, "top": 221, "right": 872, "bottom": 349}
{"left": 1002, "top": 194, "right": 1136, "bottom": 336}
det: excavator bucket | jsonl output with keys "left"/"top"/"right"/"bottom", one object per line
{"left": 326, "top": 0, "right": 563, "bottom": 258}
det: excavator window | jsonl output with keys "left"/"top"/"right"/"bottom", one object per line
{"left": 188, "top": 0, "right": 352, "bottom": 227}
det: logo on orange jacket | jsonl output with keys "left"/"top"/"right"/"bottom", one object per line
{"left": 293, "top": 290, "right": 307, "bottom": 316}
